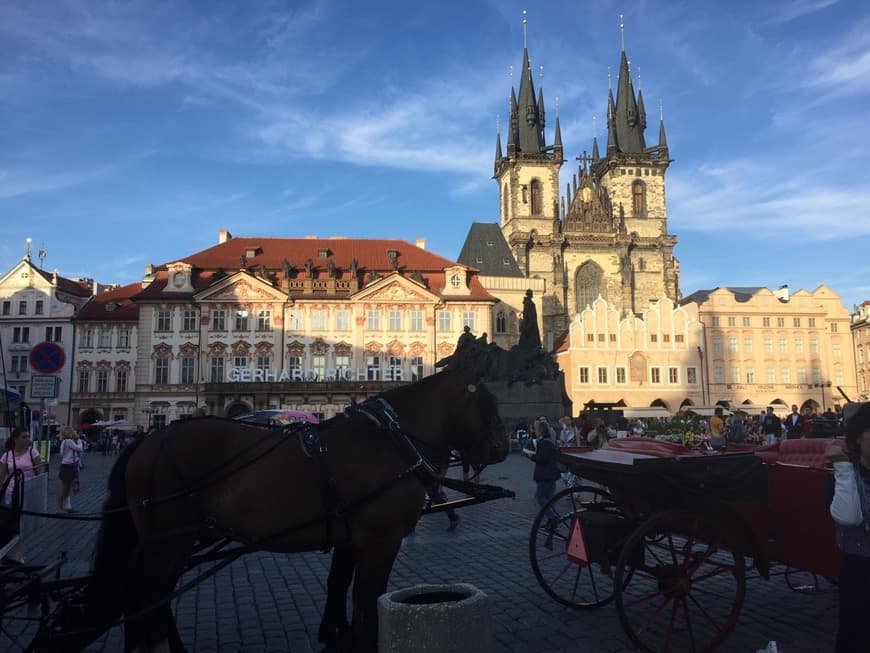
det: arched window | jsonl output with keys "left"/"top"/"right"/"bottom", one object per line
{"left": 530, "top": 179, "right": 542, "bottom": 215}
{"left": 632, "top": 180, "right": 646, "bottom": 217}
{"left": 575, "top": 261, "right": 604, "bottom": 312}
{"left": 495, "top": 310, "right": 507, "bottom": 334}
{"left": 502, "top": 183, "right": 509, "bottom": 221}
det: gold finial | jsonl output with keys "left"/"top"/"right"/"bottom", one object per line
{"left": 637, "top": 66, "right": 641, "bottom": 90}
{"left": 608, "top": 66, "right": 612, "bottom": 90}
{"left": 539, "top": 64, "right": 544, "bottom": 81}
{"left": 660, "top": 99, "right": 664, "bottom": 121}
{"left": 619, "top": 14, "right": 625, "bottom": 51}
{"left": 522, "top": 10, "right": 528, "bottom": 49}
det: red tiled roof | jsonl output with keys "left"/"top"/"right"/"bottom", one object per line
{"left": 34, "top": 268, "right": 93, "bottom": 298}
{"left": 133, "top": 237, "right": 495, "bottom": 302}
{"left": 76, "top": 282, "right": 141, "bottom": 322}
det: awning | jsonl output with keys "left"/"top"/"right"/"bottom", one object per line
{"left": 1, "top": 387, "right": 22, "bottom": 408}
{"left": 731, "top": 404, "right": 772, "bottom": 414}
{"left": 623, "top": 408, "right": 673, "bottom": 419}
{"left": 683, "top": 407, "right": 732, "bottom": 417}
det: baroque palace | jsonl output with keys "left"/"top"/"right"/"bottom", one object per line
{"left": 0, "top": 28, "right": 862, "bottom": 431}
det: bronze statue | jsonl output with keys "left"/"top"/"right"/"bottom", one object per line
{"left": 519, "top": 289, "right": 541, "bottom": 350}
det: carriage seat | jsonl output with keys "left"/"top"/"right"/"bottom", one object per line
{"left": 776, "top": 437, "right": 845, "bottom": 469}
{"left": 605, "top": 437, "right": 688, "bottom": 458}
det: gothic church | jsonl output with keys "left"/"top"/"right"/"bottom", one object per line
{"left": 463, "top": 33, "right": 681, "bottom": 346}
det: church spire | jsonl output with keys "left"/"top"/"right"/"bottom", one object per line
{"left": 516, "top": 47, "right": 545, "bottom": 154}
{"left": 507, "top": 87, "right": 518, "bottom": 153}
{"left": 609, "top": 49, "right": 646, "bottom": 153}
{"left": 592, "top": 136, "right": 600, "bottom": 162}
{"left": 494, "top": 131, "right": 503, "bottom": 174}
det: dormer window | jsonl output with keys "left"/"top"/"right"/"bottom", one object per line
{"left": 486, "top": 240, "right": 494, "bottom": 247}
{"left": 245, "top": 247, "right": 258, "bottom": 260}
{"left": 105, "top": 302, "right": 117, "bottom": 312}
{"left": 475, "top": 257, "right": 483, "bottom": 265}
{"left": 450, "top": 274, "right": 461, "bottom": 289}
{"left": 386, "top": 249, "right": 399, "bottom": 261}
{"left": 318, "top": 249, "right": 329, "bottom": 259}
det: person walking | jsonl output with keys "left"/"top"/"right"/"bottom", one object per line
{"left": 56, "top": 426, "right": 83, "bottom": 513}
{"left": 825, "top": 403, "right": 870, "bottom": 653}
{"left": 785, "top": 404, "right": 804, "bottom": 439}
{"left": 524, "top": 420, "right": 561, "bottom": 525}
{"left": 0, "top": 428, "right": 45, "bottom": 562}
{"left": 762, "top": 407, "right": 782, "bottom": 446}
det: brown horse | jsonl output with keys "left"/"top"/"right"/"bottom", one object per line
{"left": 29, "top": 364, "right": 507, "bottom": 653}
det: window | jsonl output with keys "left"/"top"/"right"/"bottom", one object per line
{"left": 257, "top": 310, "right": 271, "bottom": 331}
{"left": 764, "top": 338, "right": 773, "bottom": 353}
{"left": 766, "top": 367, "right": 776, "bottom": 383}
{"left": 312, "top": 310, "right": 327, "bottom": 331}
{"left": 631, "top": 180, "right": 646, "bottom": 217}
{"left": 578, "top": 367, "right": 590, "bottom": 384}
{"left": 181, "top": 358, "right": 195, "bottom": 385}
{"left": 831, "top": 323, "right": 838, "bottom": 333}
{"left": 45, "top": 326, "right": 62, "bottom": 342}
{"left": 12, "top": 327, "right": 29, "bottom": 344}
{"left": 743, "top": 317, "right": 751, "bottom": 327}
{"left": 650, "top": 334, "right": 658, "bottom": 343}
{"left": 288, "top": 356, "right": 302, "bottom": 376}
{"left": 234, "top": 310, "right": 248, "bottom": 331}
{"left": 743, "top": 338, "right": 753, "bottom": 353}
{"left": 438, "top": 311, "right": 451, "bottom": 332}
{"left": 777, "top": 318, "right": 785, "bottom": 328}
{"left": 336, "top": 355, "right": 350, "bottom": 380}
{"left": 728, "top": 337, "right": 738, "bottom": 353}
{"left": 411, "top": 356, "right": 424, "bottom": 382}
{"left": 746, "top": 367, "right": 755, "bottom": 384}
{"left": 686, "top": 367, "right": 698, "bottom": 384}
{"left": 116, "top": 370, "right": 127, "bottom": 393}
{"left": 156, "top": 310, "right": 171, "bottom": 332}
{"left": 154, "top": 358, "right": 169, "bottom": 385}
{"left": 712, "top": 337, "right": 723, "bottom": 354}
{"left": 779, "top": 339, "right": 788, "bottom": 353}
{"left": 794, "top": 339, "right": 804, "bottom": 354}
{"left": 727, "top": 317, "right": 736, "bottom": 327}
{"left": 366, "top": 310, "right": 380, "bottom": 330}
{"left": 711, "top": 316, "right": 720, "bottom": 327}
{"left": 312, "top": 355, "right": 326, "bottom": 381}
{"left": 808, "top": 318, "right": 816, "bottom": 328}
{"left": 797, "top": 367, "right": 807, "bottom": 383}
{"left": 35, "top": 300, "right": 44, "bottom": 315}
{"left": 410, "top": 311, "right": 423, "bottom": 331}
{"left": 835, "top": 370, "right": 845, "bottom": 386}
{"left": 335, "top": 310, "right": 349, "bottom": 331}
{"left": 18, "top": 300, "right": 27, "bottom": 315}
{"left": 615, "top": 367, "right": 627, "bottom": 384}
{"left": 530, "top": 179, "right": 542, "bottom": 215}
{"left": 793, "top": 318, "right": 801, "bottom": 328}
{"left": 256, "top": 355, "right": 269, "bottom": 372}
{"left": 211, "top": 310, "right": 226, "bottom": 331}
{"left": 387, "top": 356, "right": 403, "bottom": 381}
{"left": 675, "top": 334, "right": 684, "bottom": 343}
{"left": 663, "top": 334, "right": 670, "bottom": 343}
{"left": 731, "top": 366, "right": 741, "bottom": 383}
{"left": 781, "top": 367, "right": 791, "bottom": 383}
{"left": 77, "top": 370, "right": 90, "bottom": 393}
{"left": 182, "top": 310, "right": 197, "bottom": 331}
{"left": 233, "top": 355, "right": 247, "bottom": 370}
{"left": 462, "top": 312, "right": 475, "bottom": 331}
{"left": 713, "top": 366, "right": 725, "bottom": 383}
{"left": 575, "top": 262, "right": 604, "bottom": 311}
{"left": 287, "top": 310, "right": 302, "bottom": 331}
{"left": 650, "top": 367, "right": 661, "bottom": 384}
{"left": 98, "top": 328, "right": 112, "bottom": 348}
{"left": 96, "top": 369, "right": 108, "bottom": 393}
{"left": 587, "top": 334, "right": 595, "bottom": 343}
{"left": 10, "top": 355, "right": 25, "bottom": 373}
{"left": 763, "top": 317, "right": 770, "bottom": 327}
{"left": 833, "top": 343, "right": 842, "bottom": 358}
{"left": 389, "top": 311, "right": 402, "bottom": 331}
{"left": 597, "top": 367, "right": 608, "bottom": 383}
{"left": 812, "top": 368, "right": 821, "bottom": 384}
{"left": 668, "top": 367, "right": 679, "bottom": 383}
{"left": 1, "top": 301, "right": 9, "bottom": 315}
{"left": 117, "top": 328, "right": 130, "bottom": 348}
{"left": 366, "top": 355, "right": 380, "bottom": 380}
{"left": 79, "top": 328, "right": 92, "bottom": 347}
{"left": 210, "top": 357, "right": 225, "bottom": 383}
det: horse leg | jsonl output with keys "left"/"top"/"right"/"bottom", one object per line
{"left": 319, "top": 544, "right": 355, "bottom": 650}
{"left": 349, "top": 538, "right": 402, "bottom": 653}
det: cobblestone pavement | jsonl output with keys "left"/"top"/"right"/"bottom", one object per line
{"left": 3, "top": 448, "right": 839, "bottom": 652}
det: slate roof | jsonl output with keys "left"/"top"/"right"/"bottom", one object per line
{"left": 680, "top": 287, "right": 768, "bottom": 305}
{"left": 76, "top": 282, "right": 141, "bottom": 322}
{"left": 457, "top": 223, "right": 523, "bottom": 278}
{"left": 33, "top": 267, "right": 93, "bottom": 297}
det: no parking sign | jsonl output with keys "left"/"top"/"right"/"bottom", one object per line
{"left": 29, "top": 342, "right": 65, "bottom": 374}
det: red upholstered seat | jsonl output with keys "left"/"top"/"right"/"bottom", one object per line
{"left": 776, "top": 438, "right": 845, "bottom": 469}
{"left": 605, "top": 437, "right": 688, "bottom": 458}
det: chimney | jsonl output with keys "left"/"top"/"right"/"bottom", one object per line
{"left": 415, "top": 238, "right": 426, "bottom": 250}
{"left": 218, "top": 229, "right": 232, "bottom": 244}
{"left": 142, "top": 263, "right": 156, "bottom": 288}
{"left": 773, "top": 284, "right": 790, "bottom": 302}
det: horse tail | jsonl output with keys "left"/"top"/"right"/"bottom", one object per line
{"left": 29, "top": 438, "right": 145, "bottom": 652}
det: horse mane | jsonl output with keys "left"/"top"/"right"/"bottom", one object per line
{"left": 379, "top": 368, "right": 499, "bottom": 421}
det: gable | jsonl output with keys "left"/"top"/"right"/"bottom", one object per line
{"left": 196, "top": 273, "right": 287, "bottom": 303}
{"left": 352, "top": 274, "right": 439, "bottom": 304}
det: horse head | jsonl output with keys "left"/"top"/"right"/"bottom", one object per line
{"left": 447, "top": 366, "right": 509, "bottom": 467}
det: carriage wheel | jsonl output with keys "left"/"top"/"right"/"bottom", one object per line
{"left": 614, "top": 510, "right": 745, "bottom": 653}
{"left": 529, "top": 485, "right": 631, "bottom": 610}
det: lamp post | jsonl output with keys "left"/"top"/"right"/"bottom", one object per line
{"left": 697, "top": 346, "right": 707, "bottom": 406}
{"left": 143, "top": 407, "right": 154, "bottom": 429}
{"left": 813, "top": 382, "right": 831, "bottom": 413}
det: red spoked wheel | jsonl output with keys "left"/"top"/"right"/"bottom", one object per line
{"left": 614, "top": 510, "right": 745, "bottom": 652}
{"left": 529, "top": 485, "right": 632, "bottom": 610}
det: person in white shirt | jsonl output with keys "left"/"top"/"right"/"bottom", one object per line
{"left": 56, "top": 426, "right": 84, "bottom": 513}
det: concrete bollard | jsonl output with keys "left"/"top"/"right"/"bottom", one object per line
{"left": 377, "top": 583, "right": 492, "bottom": 653}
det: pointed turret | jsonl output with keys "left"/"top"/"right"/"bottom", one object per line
{"left": 592, "top": 136, "right": 600, "bottom": 162}
{"left": 507, "top": 88, "right": 518, "bottom": 153}
{"left": 658, "top": 118, "right": 668, "bottom": 150}
{"left": 636, "top": 89, "right": 647, "bottom": 131}
{"left": 554, "top": 117, "right": 562, "bottom": 149}
{"left": 516, "top": 48, "right": 545, "bottom": 154}
{"left": 606, "top": 90, "right": 617, "bottom": 154}
{"left": 607, "top": 50, "right": 646, "bottom": 154}
{"left": 494, "top": 131, "right": 503, "bottom": 175}
{"left": 537, "top": 88, "right": 546, "bottom": 131}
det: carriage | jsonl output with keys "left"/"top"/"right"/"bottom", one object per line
{"left": 529, "top": 435, "right": 844, "bottom": 652}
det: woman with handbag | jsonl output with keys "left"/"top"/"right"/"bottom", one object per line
{"left": 56, "top": 426, "right": 83, "bottom": 513}
{"left": 825, "top": 403, "right": 870, "bottom": 652}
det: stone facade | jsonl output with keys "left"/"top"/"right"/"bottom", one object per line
{"left": 850, "top": 301, "right": 870, "bottom": 401}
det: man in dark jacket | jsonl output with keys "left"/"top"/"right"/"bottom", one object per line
{"left": 785, "top": 404, "right": 804, "bottom": 439}
{"left": 762, "top": 407, "right": 782, "bottom": 445}
{"left": 524, "top": 420, "right": 561, "bottom": 523}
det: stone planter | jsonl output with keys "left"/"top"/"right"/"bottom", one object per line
{"left": 377, "top": 583, "right": 491, "bottom": 653}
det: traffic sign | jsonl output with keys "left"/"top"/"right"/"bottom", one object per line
{"left": 30, "top": 375, "right": 59, "bottom": 399}
{"left": 29, "top": 342, "right": 65, "bottom": 374}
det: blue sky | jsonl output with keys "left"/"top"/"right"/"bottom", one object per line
{"left": 2, "top": 0, "right": 869, "bottom": 310}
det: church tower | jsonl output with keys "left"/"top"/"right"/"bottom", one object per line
{"left": 494, "top": 31, "right": 564, "bottom": 338}
{"left": 495, "top": 21, "right": 679, "bottom": 343}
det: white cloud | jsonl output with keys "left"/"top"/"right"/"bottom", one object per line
{"left": 766, "top": 0, "right": 839, "bottom": 25}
